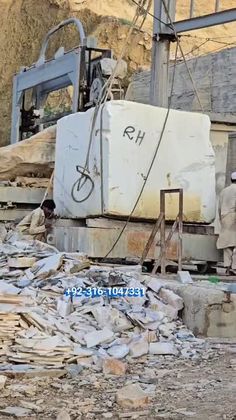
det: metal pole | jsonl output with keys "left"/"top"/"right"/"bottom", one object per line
{"left": 178, "top": 189, "right": 183, "bottom": 271}
{"left": 150, "top": 0, "right": 176, "bottom": 107}
{"left": 215, "top": 0, "right": 220, "bottom": 12}
{"left": 190, "top": 0, "right": 195, "bottom": 18}
{"left": 160, "top": 190, "right": 166, "bottom": 274}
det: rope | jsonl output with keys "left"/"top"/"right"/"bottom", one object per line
{"left": 71, "top": 0, "right": 148, "bottom": 203}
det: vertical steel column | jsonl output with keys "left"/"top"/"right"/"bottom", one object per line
{"left": 150, "top": 0, "right": 176, "bottom": 107}
{"left": 215, "top": 0, "right": 220, "bottom": 12}
{"left": 190, "top": 0, "right": 195, "bottom": 18}
{"left": 11, "top": 76, "right": 21, "bottom": 144}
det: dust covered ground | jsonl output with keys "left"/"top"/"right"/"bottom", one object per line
{"left": 0, "top": 346, "right": 235, "bottom": 420}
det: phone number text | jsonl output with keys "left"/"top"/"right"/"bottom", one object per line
{"left": 64, "top": 287, "right": 145, "bottom": 298}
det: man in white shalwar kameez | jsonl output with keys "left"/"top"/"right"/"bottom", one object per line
{"left": 16, "top": 200, "right": 56, "bottom": 242}
{"left": 217, "top": 172, "right": 236, "bottom": 274}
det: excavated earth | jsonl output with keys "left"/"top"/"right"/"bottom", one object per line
{"left": 0, "top": 350, "right": 235, "bottom": 419}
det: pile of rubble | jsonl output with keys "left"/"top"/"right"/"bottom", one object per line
{"left": 0, "top": 239, "right": 209, "bottom": 375}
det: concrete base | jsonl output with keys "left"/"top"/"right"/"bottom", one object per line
{"left": 162, "top": 279, "right": 236, "bottom": 338}
{"left": 0, "top": 209, "right": 34, "bottom": 222}
{"left": 49, "top": 218, "right": 223, "bottom": 263}
{"left": 0, "top": 187, "right": 46, "bottom": 204}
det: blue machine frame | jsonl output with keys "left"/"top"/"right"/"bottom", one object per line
{"left": 11, "top": 18, "right": 111, "bottom": 143}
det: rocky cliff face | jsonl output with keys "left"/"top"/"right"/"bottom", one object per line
{"left": 0, "top": 0, "right": 235, "bottom": 146}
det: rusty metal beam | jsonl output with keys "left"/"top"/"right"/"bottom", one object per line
{"left": 178, "top": 189, "right": 183, "bottom": 271}
{"left": 160, "top": 190, "right": 166, "bottom": 274}
{"left": 152, "top": 216, "right": 178, "bottom": 274}
{"left": 140, "top": 213, "right": 163, "bottom": 265}
{"left": 150, "top": 188, "right": 183, "bottom": 275}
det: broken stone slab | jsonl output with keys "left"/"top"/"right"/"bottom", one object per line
{"left": 146, "top": 277, "right": 166, "bottom": 293}
{"left": 0, "top": 365, "right": 66, "bottom": 379}
{"left": 0, "top": 406, "right": 32, "bottom": 417}
{"left": 0, "top": 243, "right": 22, "bottom": 256}
{"left": 147, "top": 331, "right": 158, "bottom": 343}
{"left": 159, "top": 323, "right": 176, "bottom": 338}
{"left": 73, "top": 345, "right": 94, "bottom": 357}
{"left": 69, "top": 261, "right": 90, "bottom": 273}
{"left": 149, "top": 342, "right": 178, "bottom": 355}
{"left": 84, "top": 328, "right": 114, "bottom": 348}
{"left": 118, "top": 410, "right": 149, "bottom": 418}
{"left": 0, "top": 125, "right": 56, "bottom": 181}
{"left": 116, "top": 383, "right": 149, "bottom": 408}
{"left": 103, "top": 358, "right": 127, "bottom": 375}
{"left": 23, "top": 268, "right": 35, "bottom": 281}
{"left": 19, "top": 401, "right": 41, "bottom": 411}
{"left": 15, "top": 176, "right": 50, "bottom": 188}
{"left": 147, "top": 291, "right": 178, "bottom": 321}
{"left": 30, "top": 335, "right": 69, "bottom": 351}
{"left": 91, "top": 306, "right": 132, "bottom": 332}
{"left": 0, "top": 224, "right": 7, "bottom": 241}
{"left": 127, "top": 307, "right": 165, "bottom": 330}
{"left": 8, "top": 383, "right": 36, "bottom": 396}
{"left": 107, "top": 344, "right": 130, "bottom": 359}
{"left": 31, "top": 253, "right": 63, "bottom": 279}
{"left": 175, "top": 409, "right": 196, "bottom": 417}
{"left": 125, "top": 279, "right": 147, "bottom": 306}
{"left": 16, "top": 278, "right": 31, "bottom": 288}
{"left": 56, "top": 409, "right": 71, "bottom": 420}
{"left": 129, "top": 335, "right": 149, "bottom": 358}
{"left": 102, "top": 413, "right": 113, "bottom": 419}
{"left": 8, "top": 257, "right": 37, "bottom": 269}
{"left": 177, "top": 271, "right": 193, "bottom": 284}
{"left": 0, "top": 375, "right": 7, "bottom": 389}
{"left": 57, "top": 298, "right": 73, "bottom": 318}
{"left": 176, "top": 329, "right": 195, "bottom": 341}
{"left": 0, "top": 281, "right": 20, "bottom": 295}
{"left": 76, "top": 356, "right": 94, "bottom": 368}
{"left": 66, "top": 364, "right": 83, "bottom": 378}
{"left": 159, "top": 288, "right": 184, "bottom": 311}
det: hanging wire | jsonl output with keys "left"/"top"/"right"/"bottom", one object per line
{"left": 103, "top": 42, "right": 179, "bottom": 259}
{"left": 71, "top": 0, "right": 149, "bottom": 203}
{"left": 161, "top": 0, "right": 204, "bottom": 112}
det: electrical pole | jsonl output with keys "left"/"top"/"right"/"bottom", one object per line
{"left": 150, "top": 1, "right": 236, "bottom": 108}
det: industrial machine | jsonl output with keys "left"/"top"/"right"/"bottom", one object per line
{"left": 10, "top": 18, "right": 127, "bottom": 144}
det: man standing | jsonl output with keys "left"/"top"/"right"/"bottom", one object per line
{"left": 217, "top": 172, "right": 236, "bottom": 274}
{"left": 16, "top": 199, "right": 56, "bottom": 242}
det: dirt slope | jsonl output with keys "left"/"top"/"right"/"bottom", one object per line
{"left": 0, "top": 0, "right": 235, "bottom": 146}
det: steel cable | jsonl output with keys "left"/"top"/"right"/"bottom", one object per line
{"left": 103, "top": 42, "right": 179, "bottom": 259}
{"left": 71, "top": 0, "right": 148, "bottom": 203}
